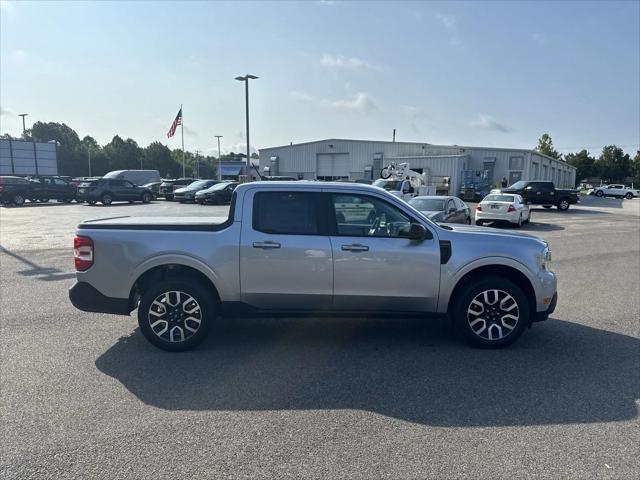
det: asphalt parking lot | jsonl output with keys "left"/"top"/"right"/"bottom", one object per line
{"left": 1, "top": 196, "right": 639, "bottom": 479}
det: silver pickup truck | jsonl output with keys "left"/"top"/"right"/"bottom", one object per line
{"left": 69, "top": 182, "right": 557, "bottom": 350}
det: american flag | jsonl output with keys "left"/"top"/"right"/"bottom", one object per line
{"left": 166, "top": 107, "right": 182, "bottom": 138}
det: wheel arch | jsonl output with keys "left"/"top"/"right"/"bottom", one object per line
{"left": 128, "top": 257, "right": 224, "bottom": 312}
{"left": 443, "top": 260, "right": 537, "bottom": 321}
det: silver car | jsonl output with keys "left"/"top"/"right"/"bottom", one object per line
{"left": 408, "top": 196, "right": 471, "bottom": 224}
{"left": 69, "top": 182, "right": 557, "bottom": 351}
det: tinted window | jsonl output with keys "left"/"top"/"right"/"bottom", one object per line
{"left": 109, "top": 180, "right": 125, "bottom": 187}
{"left": 123, "top": 181, "right": 136, "bottom": 188}
{"left": 253, "top": 192, "right": 319, "bottom": 235}
{"left": 332, "top": 193, "right": 412, "bottom": 238}
{"left": 408, "top": 198, "right": 445, "bottom": 211}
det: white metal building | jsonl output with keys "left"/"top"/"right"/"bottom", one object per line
{"left": 258, "top": 139, "right": 576, "bottom": 193}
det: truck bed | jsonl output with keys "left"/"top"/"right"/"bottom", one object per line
{"left": 78, "top": 215, "right": 231, "bottom": 231}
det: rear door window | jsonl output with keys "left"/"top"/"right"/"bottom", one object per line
{"left": 253, "top": 192, "right": 320, "bottom": 235}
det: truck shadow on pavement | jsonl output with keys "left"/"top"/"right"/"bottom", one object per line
{"left": 0, "top": 246, "right": 76, "bottom": 281}
{"left": 95, "top": 316, "right": 639, "bottom": 427}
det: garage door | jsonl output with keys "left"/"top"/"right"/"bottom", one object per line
{"left": 317, "top": 153, "right": 350, "bottom": 178}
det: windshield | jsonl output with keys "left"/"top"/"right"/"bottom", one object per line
{"left": 507, "top": 181, "right": 528, "bottom": 190}
{"left": 409, "top": 198, "right": 445, "bottom": 211}
{"left": 373, "top": 179, "right": 402, "bottom": 191}
{"left": 206, "top": 182, "right": 231, "bottom": 191}
{"left": 187, "top": 180, "right": 212, "bottom": 189}
{"left": 484, "top": 194, "right": 516, "bottom": 202}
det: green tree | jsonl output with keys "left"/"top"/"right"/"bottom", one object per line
{"left": 103, "top": 136, "right": 143, "bottom": 171}
{"left": 595, "top": 145, "right": 631, "bottom": 182}
{"left": 144, "top": 142, "right": 179, "bottom": 178}
{"left": 564, "top": 149, "right": 596, "bottom": 183}
{"left": 632, "top": 151, "right": 640, "bottom": 185}
{"left": 27, "top": 122, "right": 85, "bottom": 175}
{"left": 536, "top": 133, "right": 561, "bottom": 160}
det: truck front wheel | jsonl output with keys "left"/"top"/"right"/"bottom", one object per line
{"left": 137, "top": 278, "right": 217, "bottom": 351}
{"left": 454, "top": 276, "right": 530, "bottom": 348}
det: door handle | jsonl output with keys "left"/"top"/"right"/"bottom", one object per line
{"left": 341, "top": 244, "right": 369, "bottom": 252}
{"left": 253, "top": 241, "right": 281, "bottom": 249}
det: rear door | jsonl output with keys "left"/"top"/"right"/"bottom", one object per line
{"left": 327, "top": 192, "right": 440, "bottom": 312}
{"left": 239, "top": 190, "right": 333, "bottom": 310}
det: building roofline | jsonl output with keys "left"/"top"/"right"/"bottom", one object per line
{"left": 258, "top": 138, "right": 576, "bottom": 170}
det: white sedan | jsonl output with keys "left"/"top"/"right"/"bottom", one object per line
{"left": 475, "top": 193, "right": 531, "bottom": 228}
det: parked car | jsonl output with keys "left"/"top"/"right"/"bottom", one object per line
{"left": 76, "top": 178, "right": 153, "bottom": 206}
{"left": 0, "top": 176, "right": 32, "bottom": 206}
{"left": 195, "top": 181, "right": 239, "bottom": 204}
{"left": 408, "top": 196, "right": 471, "bottom": 224}
{"left": 27, "top": 176, "right": 77, "bottom": 203}
{"left": 174, "top": 179, "right": 220, "bottom": 203}
{"left": 158, "top": 178, "right": 195, "bottom": 200}
{"left": 497, "top": 180, "right": 579, "bottom": 210}
{"left": 141, "top": 181, "right": 162, "bottom": 200}
{"left": 102, "top": 170, "right": 161, "bottom": 186}
{"left": 591, "top": 184, "right": 639, "bottom": 199}
{"left": 476, "top": 193, "right": 531, "bottom": 227}
{"left": 69, "top": 182, "right": 557, "bottom": 351}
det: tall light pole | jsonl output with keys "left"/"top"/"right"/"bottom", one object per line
{"left": 18, "top": 113, "right": 29, "bottom": 135}
{"left": 234, "top": 74, "right": 258, "bottom": 171}
{"left": 214, "top": 135, "right": 223, "bottom": 180}
{"left": 87, "top": 147, "right": 92, "bottom": 177}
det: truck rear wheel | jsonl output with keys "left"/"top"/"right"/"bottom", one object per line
{"left": 454, "top": 276, "right": 530, "bottom": 348}
{"left": 557, "top": 199, "right": 570, "bottom": 211}
{"left": 137, "top": 278, "right": 216, "bottom": 351}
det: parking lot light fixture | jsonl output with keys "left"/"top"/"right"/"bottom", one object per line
{"left": 235, "top": 74, "right": 259, "bottom": 170}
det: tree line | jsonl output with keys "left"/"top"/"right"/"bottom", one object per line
{"left": 1, "top": 121, "right": 258, "bottom": 179}
{"left": 1, "top": 122, "right": 638, "bottom": 185}
{"left": 536, "top": 133, "right": 640, "bottom": 185}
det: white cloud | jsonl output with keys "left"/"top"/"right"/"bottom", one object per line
{"left": 290, "top": 91, "right": 377, "bottom": 113}
{"left": 12, "top": 49, "right": 26, "bottom": 58}
{"left": 320, "top": 54, "right": 373, "bottom": 70}
{"left": 531, "top": 32, "right": 548, "bottom": 45}
{"left": 436, "top": 13, "right": 456, "bottom": 30}
{"left": 182, "top": 125, "right": 197, "bottom": 137}
{"left": 471, "top": 114, "right": 511, "bottom": 133}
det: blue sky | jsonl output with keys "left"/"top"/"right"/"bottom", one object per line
{"left": 1, "top": 0, "right": 638, "bottom": 156}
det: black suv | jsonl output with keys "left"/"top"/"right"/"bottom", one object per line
{"left": 0, "top": 176, "right": 32, "bottom": 206}
{"left": 76, "top": 178, "right": 153, "bottom": 206}
{"left": 27, "top": 176, "right": 77, "bottom": 203}
{"left": 158, "top": 178, "right": 195, "bottom": 201}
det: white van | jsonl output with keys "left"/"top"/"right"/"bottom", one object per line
{"left": 102, "top": 170, "right": 161, "bottom": 186}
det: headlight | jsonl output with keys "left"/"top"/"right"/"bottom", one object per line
{"left": 541, "top": 246, "right": 552, "bottom": 271}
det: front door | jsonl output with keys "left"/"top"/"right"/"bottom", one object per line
{"left": 328, "top": 192, "right": 441, "bottom": 312}
{"left": 240, "top": 190, "right": 333, "bottom": 310}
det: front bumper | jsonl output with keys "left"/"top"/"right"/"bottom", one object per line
{"left": 69, "top": 281, "right": 131, "bottom": 315}
{"left": 533, "top": 291, "right": 557, "bottom": 323}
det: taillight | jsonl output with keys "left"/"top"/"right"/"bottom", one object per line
{"left": 74, "top": 236, "right": 94, "bottom": 271}
{"left": 507, "top": 204, "right": 516, "bottom": 212}
{"left": 476, "top": 205, "right": 482, "bottom": 211}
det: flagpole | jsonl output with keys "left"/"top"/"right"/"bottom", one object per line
{"left": 180, "top": 104, "right": 185, "bottom": 177}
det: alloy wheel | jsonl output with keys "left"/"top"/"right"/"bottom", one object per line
{"left": 148, "top": 291, "right": 202, "bottom": 343}
{"left": 467, "top": 289, "right": 520, "bottom": 341}
{"left": 13, "top": 194, "right": 25, "bottom": 206}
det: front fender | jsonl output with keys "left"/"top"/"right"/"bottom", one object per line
{"left": 438, "top": 256, "right": 538, "bottom": 313}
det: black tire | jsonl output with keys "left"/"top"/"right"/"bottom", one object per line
{"left": 101, "top": 193, "right": 113, "bottom": 206}
{"left": 12, "top": 193, "right": 25, "bottom": 206}
{"left": 466, "top": 216, "right": 471, "bottom": 225}
{"left": 453, "top": 276, "right": 530, "bottom": 348}
{"left": 137, "top": 278, "right": 217, "bottom": 351}
{"left": 64, "top": 198, "right": 73, "bottom": 203}
{"left": 129, "top": 200, "right": 135, "bottom": 204}
{"left": 380, "top": 167, "right": 392, "bottom": 179}
{"left": 524, "top": 211, "right": 531, "bottom": 224}
{"left": 142, "top": 192, "right": 152, "bottom": 203}
{"left": 165, "top": 194, "right": 174, "bottom": 201}
{"left": 87, "top": 200, "right": 97, "bottom": 205}
{"left": 625, "top": 192, "right": 633, "bottom": 199}
{"left": 515, "top": 214, "right": 522, "bottom": 228}
{"left": 595, "top": 190, "right": 604, "bottom": 197}
{"left": 39, "top": 198, "right": 49, "bottom": 203}
{"left": 543, "top": 205, "right": 552, "bottom": 209}
{"left": 557, "top": 199, "right": 570, "bottom": 211}
{"left": 475, "top": 220, "right": 484, "bottom": 226}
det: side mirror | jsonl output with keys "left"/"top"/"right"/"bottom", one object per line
{"left": 408, "top": 223, "right": 430, "bottom": 241}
